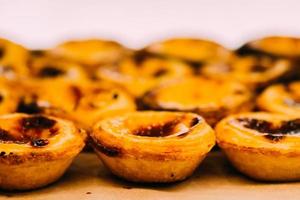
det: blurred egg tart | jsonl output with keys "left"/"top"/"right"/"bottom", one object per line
{"left": 141, "top": 77, "right": 253, "bottom": 126}
{"left": 70, "top": 82, "right": 136, "bottom": 129}
{"left": 96, "top": 52, "right": 193, "bottom": 97}
{"left": 216, "top": 112, "right": 300, "bottom": 181}
{"left": 144, "top": 38, "right": 233, "bottom": 69}
{"left": 51, "top": 39, "right": 130, "bottom": 72}
{"left": 0, "top": 113, "right": 86, "bottom": 190}
{"left": 90, "top": 111, "right": 215, "bottom": 182}
{"left": 257, "top": 81, "right": 300, "bottom": 116}
{"left": 27, "top": 56, "right": 90, "bottom": 84}
{"left": 0, "top": 78, "right": 21, "bottom": 114}
{"left": 0, "top": 38, "right": 29, "bottom": 79}
{"left": 201, "top": 56, "right": 293, "bottom": 89}
{"left": 236, "top": 36, "right": 300, "bottom": 59}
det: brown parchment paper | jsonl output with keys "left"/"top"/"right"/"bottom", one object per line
{"left": 1, "top": 151, "right": 300, "bottom": 200}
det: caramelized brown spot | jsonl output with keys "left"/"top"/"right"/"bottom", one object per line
{"left": 38, "top": 66, "right": 65, "bottom": 77}
{"left": 251, "top": 65, "right": 268, "bottom": 72}
{"left": 237, "top": 118, "right": 300, "bottom": 141}
{"left": 70, "top": 86, "right": 83, "bottom": 110}
{"left": 132, "top": 120, "right": 179, "bottom": 137}
{"left": 0, "top": 94, "right": 3, "bottom": 103}
{"left": 0, "top": 128, "right": 14, "bottom": 142}
{"left": 0, "top": 47, "right": 4, "bottom": 59}
{"left": 16, "top": 96, "right": 43, "bottom": 114}
{"left": 236, "top": 45, "right": 279, "bottom": 59}
{"left": 21, "top": 115, "right": 56, "bottom": 130}
{"left": 30, "top": 139, "right": 49, "bottom": 147}
{"left": 190, "top": 117, "right": 200, "bottom": 127}
{"left": 153, "top": 68, "right": 168, "bottom": 77}
{"left": 112, "top": 93, "right": 119, "bottom": 99}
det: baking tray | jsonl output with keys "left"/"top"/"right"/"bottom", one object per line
{"left": 1, "top": 151, "right": 299, "bottom": 200}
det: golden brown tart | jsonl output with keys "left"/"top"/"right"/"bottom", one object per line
{"left": 0, "top": 38, "right": 29, "bottom": 79}
{"left": 144, "top": 38, "right": 233, "bottom": 68}
{"left": 27, "top": 56, "right": 90, "bottom": 84}
{"left": 201, "top": 56, "right": 293, "bottom": 89}
{"left": 236, "top": 36, "right": 300, "bottom": 59}
{"left": 0, "top": 113, "right": 86, "bottom": 190}
{"left": 257, "top": 81, "right": 300, "bottom": 116}
{"left": 90, "top": 111, "right": 215, "bottom": 182}
{"left": 216, "top": 112, "right": 300, "bottom": 181}
{"left": 51, "top": 39, "right": 129, "bottom": 73}
{"left": 70, "top": 82, "right": 136, "bottom": 129}
{"left": 96, "top": 53, "right": 193, "bottom": 97}
{"left": 141, "top": 77, "right": 253, "bottom": 126}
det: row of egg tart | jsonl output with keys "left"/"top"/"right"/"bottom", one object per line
{"left": 0, "top": 36, "right": 300, "bottom": 190}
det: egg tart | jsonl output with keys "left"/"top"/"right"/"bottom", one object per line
{"left": 236, "top": 36, "right": 300, "bottom": 59}
{"left": 15, "top": 79, "right": 81, "bottom": 119}
{"left": 144, "top": 38, "right": 233, "bottom": 69}
{"left": 257, "top": 81, "right": 300, "bottom": 116}
{"left": 27, "top": 56, "right": 90, "bottom": 84}
{"left": 0, "top": 38, "right": 29, "bottom": 79}
{"left": 71, "top": 82, "right": 136, "bottom": 129}
{"left": 0, "top": 113, "right": 86, "bottom": 190}
{"left": 91, "top": 111, "right": 215, "bottom": 182}
{"left": 141, "top": 77, "right": 253, "bottom": 126}
{"left": 51, "top": 39, "right": 129, "bottom": 73}
{"left": 201, "top": 56, "right": 293, "bottom": 89}
{"left": 216, "top": 112, "right": 300, "bottom": 181}
{"left": 96, "top": 53, "right": 193, "bottom": 97}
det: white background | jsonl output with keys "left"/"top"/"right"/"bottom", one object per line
{"left": 0, "top": 0, "right": 300, "bottom": 49}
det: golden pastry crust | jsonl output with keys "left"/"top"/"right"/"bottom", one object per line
{"left": 141, "top": 77, "right": 253, "bottom": 126}
{"left": 96, "top": 53, "right": 193, "bottom": 97}
{"left": 0, "top": 113, "right": 86, "bottom": 190}
{"left": 51, "top": 39, "right": 129, "bottom": 69}
{"left": 145, "top": 38, "right": 233, "bottom": 65}
{"left": 216, "top": 112, "right": 300, "bottom": 181}
{"left": 257, "top": 81, "right": 300, "bottom": 116}
{"left": 0, "top": 38, "right": 29, "bottom": 79}
{"left": 201, "top": 56, "right": 293, "bottom": 89}
{"left": 91, "top": 111, "right": 215, "bottom": 182}
{"left": 236, "top": 36, "right": 300, "bottom": 58}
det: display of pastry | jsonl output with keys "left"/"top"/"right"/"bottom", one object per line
{"left": 141, "top": 77, "right": 253, "bottom": 125}
{"left": 0, "top": 113, "right": 86, "bottom": 190}
{"left": 216, "top": 112, "right": 300, "bottom": 181}
{"left": 257, "top": 81, "right": 300, "bottom": 115}
{"left": 0, "top": 35, "right": 299, "bottom": 190}
{"left": 90, "top": 111, "right": 215, "bottom": 182}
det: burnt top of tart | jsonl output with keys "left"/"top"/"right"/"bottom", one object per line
{"left": 38, "top": 65, "right": 65, "bottom": 77}
{"left": 131, "top": 117, "right": 200, "bottom": 137}
{"left": 236, "top": 45, "right": 281, "bottom": 60}
{"left": 0, "top": 115, "right": 58, "bottom": 147}
{"left": 236, "top": 117, "right": 300, "bottom": 141}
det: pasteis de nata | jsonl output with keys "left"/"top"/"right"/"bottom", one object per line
{"left": 0, "top": 38, "right": 29, "bottom": 79}
{"left": 0, "top": 113, "right": 85, "bottom": 190}
{"left": 70, "top": 82, "right": 136, "bottom": 129}
{"left": 144, "top": 38, "right": 233, "bottom": 68}
{"left": 201, "top": 56, "right": 293, "bottom": 90}
{"left": 216, "top": 112, "right": 300, "bottom": 181}
{"left": 141, "top": 77, "right": 253, "bottom": 126}
{"left": 257, "top": 81, "right": 300, "bottom": 116}
{"left": 51, "top": 39, "right": 130, "bottom": 72}
{"left": 236, "top": 36, "right": 300, "bottom": 59}
{"left": 96, "top": 53, "right": 193, "bottom": 97}
{"left": 90, "top": 111, "right": 215, "bottom": 182}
